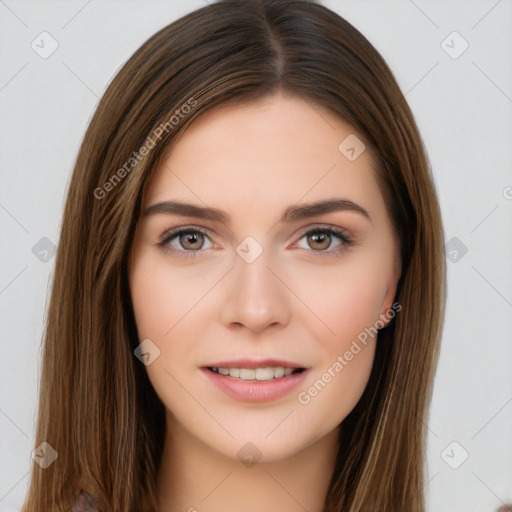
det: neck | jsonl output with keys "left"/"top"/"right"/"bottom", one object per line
{"left": 156, "top": 413, "right": 339, "bottom": 512}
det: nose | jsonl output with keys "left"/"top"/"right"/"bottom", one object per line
{"left": 219, "top": 246, "right": 291, "bottom": 334}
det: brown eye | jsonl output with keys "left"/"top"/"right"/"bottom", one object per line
{"left": 295, "top": 227, "right": 353, "bottom": 256}
{"left": 179, "top": 231, "right": 205, "bottom": 250}
{"left": 158, "top": 227, "right": 214, "bottom": 255}
{"left": 307, "top": 232, "right": 332, "bottom": 250}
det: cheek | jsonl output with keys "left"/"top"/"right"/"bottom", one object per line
{"left": 291, "top": 254, "right": 389, "bottom": 355}
{"left": 129, "top": 254, "right": 209, "bottom": 408}
{"left": 297, "top": 340, "right": 376, "bottom": 438}
{"left": 293, "top": 262, "right": 384, "bottom": 430}
{"left": 129, "top": 252, "right": 216, "bottom": 342}
{"left": 129, "top": 251, "right": 230, "bottom": 393}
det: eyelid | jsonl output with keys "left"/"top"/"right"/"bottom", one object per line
{"left": 294, "top": 223, "right": 353, "bottom": 242}
{"left": 290, "top": 224, "right": 355, "bottom": 255}
{"left": 156, "top": 224, "right": 215, "bottom": 258}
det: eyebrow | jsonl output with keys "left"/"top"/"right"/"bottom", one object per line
{"left": 142, "top": 198, "right": 372, "bottom": 225}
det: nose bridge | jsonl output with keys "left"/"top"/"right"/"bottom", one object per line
{"left": 220, "top": 238, "right": 291, "bottom": 332}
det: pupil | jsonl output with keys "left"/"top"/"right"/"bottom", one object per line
{"left": 182, "top": 232, "right": 202, "bottom": 249}
{"left": 310, "top": 233, "right": 329, "bottom": 250}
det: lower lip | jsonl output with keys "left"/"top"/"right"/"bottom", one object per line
{"left": 201, "top": 368, "right": 309, "bottom": 403}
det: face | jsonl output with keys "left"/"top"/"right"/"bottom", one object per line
{"left": 128, "top": 94, "right": 401, "bottom": 462}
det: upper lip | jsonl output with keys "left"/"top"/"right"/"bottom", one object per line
{"left": 204, "top": 358, "right": 306, "bottom": 369}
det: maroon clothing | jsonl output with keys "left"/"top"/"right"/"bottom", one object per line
{"left": 72, "top": 490, "right": 100, "bottom": 511}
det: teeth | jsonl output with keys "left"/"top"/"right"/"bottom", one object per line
{"left": 240, "top": 368, "right": 256, "bottom": 380}
{"left": 274, "top": 367, "right": 284, "bottom": 378}
{"left": 255, "top": 367, "right": 274, "bottom": 381}
{"left": 210, "top": 366, "right": 299, "bottom": 380}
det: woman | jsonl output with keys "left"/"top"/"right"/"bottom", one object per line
{"left": 22, "top": 1, "right": 447, "bottom": 510}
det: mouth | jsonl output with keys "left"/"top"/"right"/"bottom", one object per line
{"left": 207, "top": 366, "right": 306, "bottom": 381}
{"left": 201, "top": 359, "right": 309, "bottom": 403}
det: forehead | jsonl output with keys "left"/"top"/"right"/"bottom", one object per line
{"left": 143, "top": 94, "right": 386, "bottom": 224}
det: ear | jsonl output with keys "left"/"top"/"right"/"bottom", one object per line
{"left": 378, "top": 249, "right": 402, "bottom": 327}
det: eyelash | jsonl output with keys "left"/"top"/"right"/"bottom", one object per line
{"left": 156, "top": 225, "right": 355, "bottom": 259}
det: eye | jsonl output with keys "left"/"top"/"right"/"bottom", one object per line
{"left": 157, "top": 226, "right": 214, "bottom": 257}
{"left": 294, "top": 227, "right": 354, "bottom": 256}
{"left": 156, "top": 225, "right": 354, "bottom": 259}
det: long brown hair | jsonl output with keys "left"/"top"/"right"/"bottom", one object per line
{"left": 22, "top": 1, "right": 446, "bottom": 510}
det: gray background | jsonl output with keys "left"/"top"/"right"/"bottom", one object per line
{"left": 1, "top": 1, "right": 511, "bottom": 510}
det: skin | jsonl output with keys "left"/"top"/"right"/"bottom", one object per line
{"left": 128, "top": 93, "right": 401, "bottom": 512}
